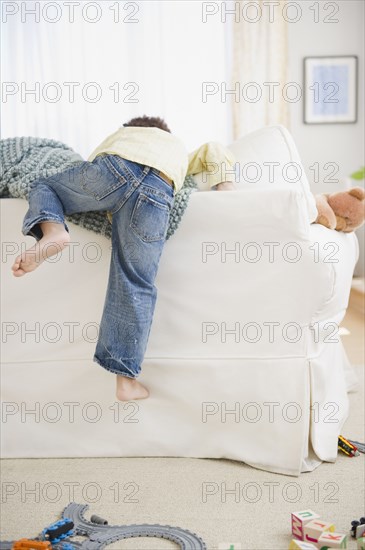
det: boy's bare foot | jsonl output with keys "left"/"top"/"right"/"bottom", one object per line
{"left": 12, "top": 221, "right": 70, "bottom": 277}
{"left": 116, "top": 375, "right": 149, "bottom": 401}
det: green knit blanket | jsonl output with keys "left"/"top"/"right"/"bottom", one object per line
{"left": 0, "top": 137, "right": 197, "bottom": 240}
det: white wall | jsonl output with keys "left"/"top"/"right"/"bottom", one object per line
{"left": 287, "top": 0, "right": 364, "bottom": 275}
{"left": 288, "top": 0, "right": 364, "bottom": 193}
{"left": 1, "top": 1, "right": 230, "bottom": 155}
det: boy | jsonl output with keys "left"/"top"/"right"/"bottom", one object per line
{"left": 11, "top": 116, "right": 235, "bottom": 401}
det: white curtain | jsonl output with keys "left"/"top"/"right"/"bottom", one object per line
{"left": 1, "top": 1, "right": 231, "bottom": 156}
{"left": 231, "top": 0, "right": 289, "bottom": 139}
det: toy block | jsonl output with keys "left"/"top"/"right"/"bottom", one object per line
{"left": 291, "top": 510, "right": 321, "bottom": 540}
{"left": 318, "top": 531, "right": 348, "bottom": 549}
{"left": 303, "top": 520, "right": 335, "bottom": 544}
{"left": 357, "top": 537, "right": 365, "bottom": 550}
{"left": 357, "top": 525, "right": 365, "bottom": 539}
{"left": 288, "top": 539, "right": 317, "bottom": 549}
{"left": 351, "top": 520, "right": 365, "bottom": 539}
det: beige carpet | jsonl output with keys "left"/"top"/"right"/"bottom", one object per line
{"left": 1, "top": 365, "right": 364, "bottom": 550}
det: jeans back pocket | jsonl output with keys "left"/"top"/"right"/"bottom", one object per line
{"left": 81, "top": 156, "right": 128, "bottom": 201}
{"left": 130, "top": 193, "right": 170, "bottom": 242}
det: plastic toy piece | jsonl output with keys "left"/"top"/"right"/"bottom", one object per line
{"left": 352, "top": 521, "right": 361, "bottom": 537}
{"left": 12, "top": 541, "right": 51, "bottom": 550}
{"left": 90, "top": 515, "right": 108, "bottom": 525}
{"left": 357, "top": 537, "right": 365, "bottom": 550}
{"left": 62, "top": 502, "right": 206, "bottom": 548}
{"left": 351, "top": 518, "right": 365, "bottom": 539}
{"left": 60, "top": 545, "right": 75, "bottom": 550}
{"left": 291, "top": 510, "right": 321, "bottom": 541}
{"left": 1, "top": 502, "right": 206, "bottom": 550}
{"left": 348, "top": 440, "right": 365, "bottom": 453}
{"left": 43, "top": 519, "right": 74, "bottom": 543}
{"left": 338, "top": 435, "right": 360, "bottom": 457}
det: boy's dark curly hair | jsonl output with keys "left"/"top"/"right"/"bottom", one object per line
{"left": 123, "top": 115, "right": 171, "bottom": 133}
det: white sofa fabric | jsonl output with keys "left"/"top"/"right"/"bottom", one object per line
{"left": 0, "top": 126, "right": 358, "bottom": 475}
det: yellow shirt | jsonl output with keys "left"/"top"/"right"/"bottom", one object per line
{"left": 88, "top": 127, "right": 236, "bottom": 194}
{"left": 187, "top": 141, "right": 236, "bottom": 189}
{"left": 88, "top": 126, "right": 188, "bottom": 194}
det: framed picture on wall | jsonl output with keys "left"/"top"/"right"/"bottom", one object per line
{"left": 303, "top": 55, "right": 358, "bottom": 124}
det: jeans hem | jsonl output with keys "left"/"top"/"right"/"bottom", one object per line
{"left": 93, "top": 354, "right": 138, "bottom": 379}
{"left": 22, "top": 215, "right": 69, "bottom": 240}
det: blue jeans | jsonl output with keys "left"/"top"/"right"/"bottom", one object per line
{"left": 22, "top": 155, "right": 175, "bottom": 378}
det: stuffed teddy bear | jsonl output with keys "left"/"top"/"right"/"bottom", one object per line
{"left": 315, "top": 187, "right": 365, "bottom": 232}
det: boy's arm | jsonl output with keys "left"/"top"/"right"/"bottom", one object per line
{"left": 213, "top": 181, "right": 236, "bottom": 191}
{"left": 187, "top": 142, "right": 236, "bottom": 190}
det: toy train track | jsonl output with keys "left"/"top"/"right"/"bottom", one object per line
{"left": 0, "top": 502, "right": 207, "bottom": 550}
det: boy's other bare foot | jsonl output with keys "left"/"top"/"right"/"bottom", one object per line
{"left": 12, "top": 221, "right": 70, "bottom": 277}
{"left": 116, "top": 375, "right": 149, "bottom": 401}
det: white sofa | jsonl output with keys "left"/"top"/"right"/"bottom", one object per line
{"left": 0, "top": 126, "right": 359, "bottom": 475}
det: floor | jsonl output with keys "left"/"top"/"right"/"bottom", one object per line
{"left": 342, "top": 305, "right": 365, "bottom": 365}
{"left": 1, "top": 306, "right": 364, "bottom": 550}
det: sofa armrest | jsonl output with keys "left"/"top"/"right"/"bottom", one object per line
{"left": 227, "top": 125, "right": 318, "bottom": 224}
{"left": 307, "top": 223, "right": 359, "bottom": 323}
{"left": 150, "top": 186, "right": 357, "bottom": 359}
